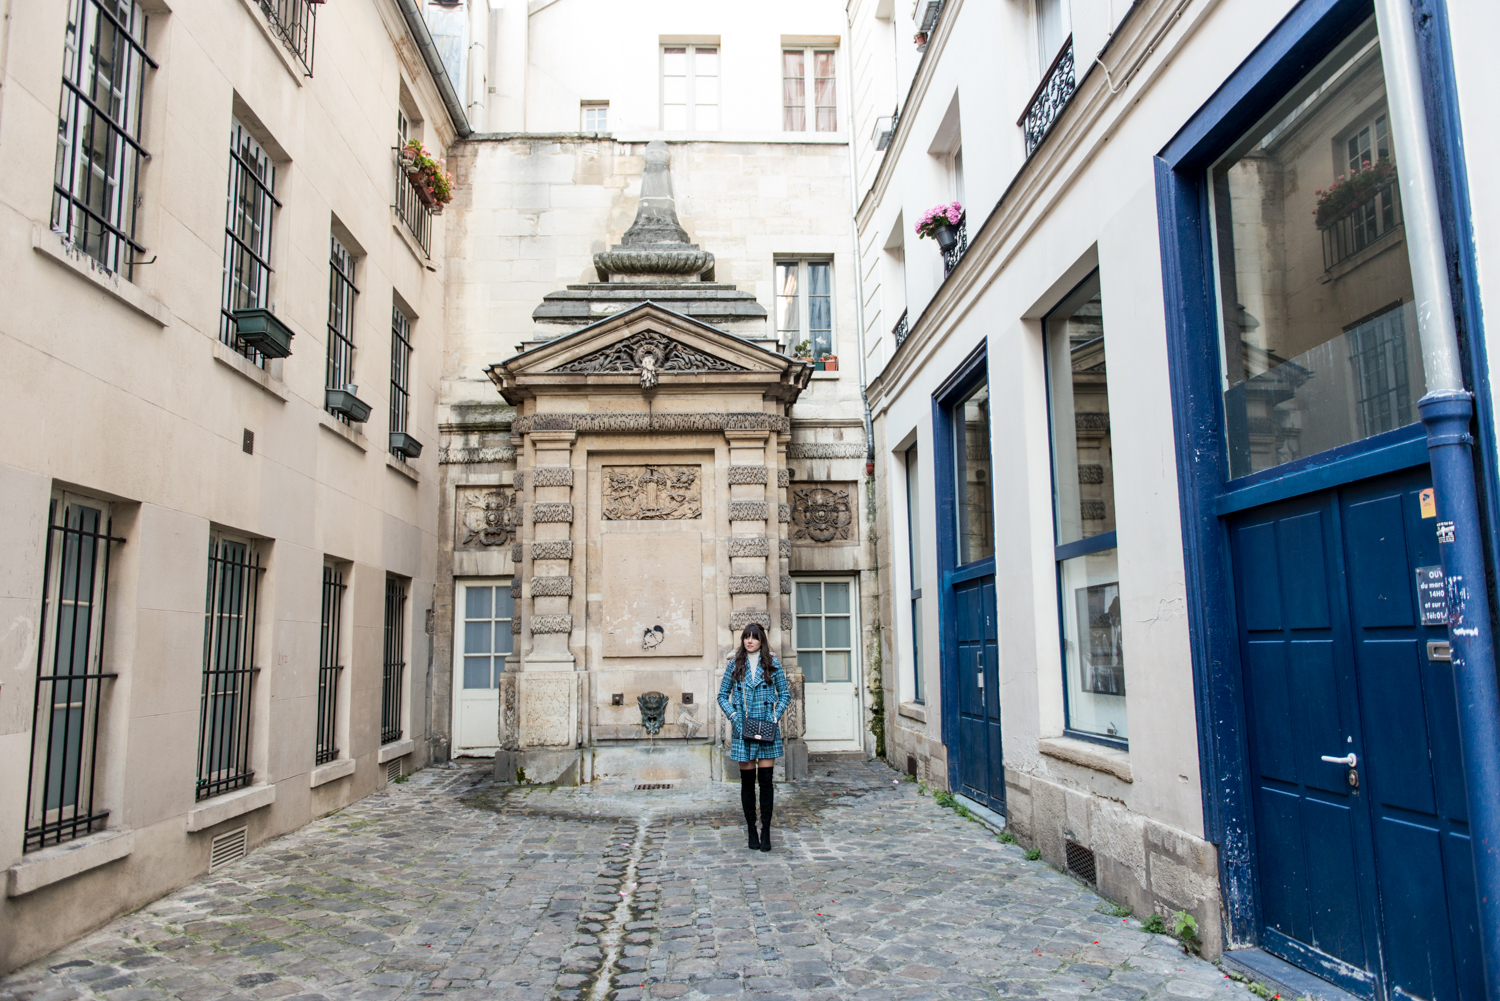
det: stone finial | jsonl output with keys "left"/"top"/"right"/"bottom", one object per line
{"left": 594, "top": 140, "right": 714, "bottom": 282}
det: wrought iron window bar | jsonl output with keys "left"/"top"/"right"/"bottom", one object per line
{"left": 382, "top": 578, "right": 407, "bottom": 746}
{"left": 390, "top": 306, "right": 415, "bottom": 458}
{"left": 196, "top": 539, "right": 264, "bottom": 802}
{"left": 256, "top": 0, "right": 317, "bottom": 76}
{"left": 1019, "top": 35, "right": 1077, "bottom": 158}
{"left": 317, "top": 566, "right": 345, "bottom": 766}
{"left": 394, "top": 149, "right": 433, "bottom": 258}
{"left": 941, "top": 218, "right": 969, "bottom": 277}
{"left": 325, "top": 237, "right": 361, "bottom": 423}
{"left": 52, "top": 0, "right": 156, "bottom": 280}
{"left": 893, "top": 309, "right": 910, "bottom": 349}
{"left": 1322, "top": 178, "right": 1402, "bottom": 271}
{"left": 25, "top": 501, "right": 125, "bottom": 852}
{"left": 221, "top": 123, "right": 280, "bottom": 365}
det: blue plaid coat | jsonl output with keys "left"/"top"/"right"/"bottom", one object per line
{"left": 718, "top": 656, "right": 791, "bottom": 761}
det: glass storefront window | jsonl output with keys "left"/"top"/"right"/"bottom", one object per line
{"left": 954, "top": 380, "right": 994, "bottom": 565}
{"left": 1211, "top": 17, "right": 1423, "bottom": 479}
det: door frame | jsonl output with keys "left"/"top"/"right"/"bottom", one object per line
{"left": 451, "top": 576, "right": 511, "bottom": 757}
{"left": 1154, "top": 0, "right": 1494, "bottom": 950}
{"left": 790, "top": 574, "right": 864, "bottom": 752}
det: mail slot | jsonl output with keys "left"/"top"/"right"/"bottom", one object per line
{"left": 1427, "top": 641, "right": 1451, "bottom": 662}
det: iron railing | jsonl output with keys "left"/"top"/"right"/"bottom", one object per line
{"left": 221, "top": 120, "right": 279, "bottom": 364}
{"left": 196, "top": 539, "right": 263, "bottom": 801}
{"left": 893, "top": 309, "right": 910, "bottom": 349}
{"left": 25, "top": 500, "right": 124, "bottom": 852}
{"left": 316, "top": 566, "right": 345, "bottom": 765}
{"left": 382, "top": 578, "right": 407, "bottom": 745}
{"left": 51, "top": 0, "right": 155, "bottom": 279}
{"left": 394, "top": 151, "right": 433, "bottom": 257}
{"left": 1322, "top": 179, "right": 1402, "bottom": 271}
{"left": 325, "top": 236, "right": 359, "bottom": 423}
{"left": 390, "top": 306, "right": 412, "bottom": 445}
{"left": 942, "top": 218, "right": 969, "bottom": 276}
{"left": 256, "top": 0, "right": 316, "bottom": 76}
{"left": 1020, "top": 36, "right": 1077, "bottom": 158}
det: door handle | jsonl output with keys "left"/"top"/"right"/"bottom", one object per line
{"left": 1321, "top": 753, "right": 1357, "bottom": 767}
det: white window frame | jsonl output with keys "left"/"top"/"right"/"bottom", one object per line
{"left": 781, "top": 47, "right": 839, "bottom": 133}
{"left": 774, "top": 258, "right": 835, "bottom": 357}
{"left": 581, "top": 101, "right": 609, "bottom": 131}
{"left": 660, "top": 45, "right": 719, "bottom": 131}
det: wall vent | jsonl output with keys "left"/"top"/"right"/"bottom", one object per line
{"left": 906, "top": 755, "right": 918, "bottom": 778}
{"left": 209, "top": 827, "right": 248, "bottom": 873}
{"left": 634, "top": 782, "right": 673, "bottom": 790}
{"left": 387, "top": 758, "right": 403, "bottom": 783}
{"left": 1065, "top": 840, "right": 1097, "bottom": 885}
{"left": 242, "top": 429, "right": 255, "bottom": 454}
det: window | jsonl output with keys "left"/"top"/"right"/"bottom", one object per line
{"left": 775, "top": 260, "right": 833, "bottom": 357}
{"left": 316, "top": 565, "right": 346, "bottom": 765}
{"left": 221, "top": 120, "right": 279, "bottom": 364}
{"left": 462, "top": 583, "right": 514, "bottom": 689}
{"left": 953, "top": 379, "right": 993, "bottom": 565}
{"left": 794, "top": 580, "right": 853, "bottom": 684}
{"left": 326, "top": 235, "right": 359, "bottom": 421}
{"left": 1211, "top": 19, "right": 1421, "bottom": 478}
{"left": 394, "top": 109, "right": 431, "bottom": 257}
{"left": 1046, "top": 272, "right": 1125, "bottom": 743}
{"left": 661, "top": 46, "right": 718, "bottom": 131}
{"left": 905, "top": 446, "right": 925, "bottom": 703}
{"left": 197, "top": 534, "right": 264, "bottom": 800}
{"left": 25, "top": 494, "right": 123, "bottom": 852}
{"left": 52, "top": 0, "right": 153, "bottom": 279}
{"left": 1036, "top": 0, "right": 1070, "bottom": 68}
{"left": 382, "top": 577, "right": 407, "bottom": 746}
{"left": 782, "top": 49, "right": 837, "bottom": 132}
{"left": 390, "top": 304, "right": 413, "bottom": 455}
{"left": 582, "top": 101, "right": 609, "bottom": 131}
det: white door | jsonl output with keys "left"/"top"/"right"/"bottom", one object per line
{"left": 452, "top": 579, "right": 512, "bottom": 755}
{"left": 793, "top": 578, "right": 862, "bottom": 751}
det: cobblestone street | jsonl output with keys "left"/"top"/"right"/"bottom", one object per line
{"left": 0, "top": 761, "right": 1253, "bottom": 1001}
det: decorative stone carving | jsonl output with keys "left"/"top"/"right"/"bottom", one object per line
{"left": 511, "top": 542, "right": 523, "bottom": 563}
{"left": 532, "top": 502, "right": 575, "bottom": 523}
{"left": 729, "top": 575, "right": 770, "bottom": 594}
{"left": 1078, "top": 464, "right": 1104, "bottom": 484}
{"left": 513, "top": 413, "right": 790, "bottom": 435}
{"left": 533, "top": 467, "right": 575, "bottom": 487}
{"left": 510, "top": 578, "right": 522, "bottom": 597}
{"left": 1076, "top": 412, "right": 1110, "bottom": 432}
{"left": 727, "top": 465, "right": 767, "bottom": 484}
{"left": 786, "top": 443, "right": 865, "bottom": 459}
{"left": 532, "top": 540, "right": 573, "bottom": 561}
{"left": 498, "top": 674, "right": 518, "bottom": 751}
{"left": 729, "top": 610, "right": 770, "bottom": 630}
{"left": 728, "top": 501, "right": 767, "bottom": 521}
{"left": 779, "top": 539, "right": 791, "bottom": 559}
{"left": 637, "top": 691, "right": 670, "bottom": 735}
{"left": 552, "top": 331, "right": 748, "bottom": 381}
{"left": 727, "top": 537, "right": 769, "bottom": 557}
{"left": 602, "top": 465, "right": 702, "bottom": 521}
{"left": 677, "top": 705, "right": 703, "bottom": 739}
{"left": 781, "top": 610, "right": 793, "bottom": 631}
{"left": 531, "top": 576, "right": 574, "bottom": 596}
{"left": 455, "top": 487, "right": 520, "bottom": 549}
{"left": 791, "top": 485, "right": 854, "bottom": 543}
{"left": 440, "top": 445, "right": 517, "bottom": 464}
{"left": 519, "top": 674, "right": 575, "bottom": 748}
{"left": 530, "top": 614, "right": 573, "bottom": 634}
{"left": 777, "top": 469, "right": 791, "bottom": 487}
{"left": 511, "top": 616, "right": 522, "bottom": 634}
{"left": 778, "top": 504, "right": 791, "bottom": 524}
{"left": 781, "top": 575, "right": 793, "bottom": 594}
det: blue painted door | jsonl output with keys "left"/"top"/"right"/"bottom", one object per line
{"left": 955, "top": 576, "right": 1004, "bottom": 813}
{"left": 1229, "top": 468, "right": 1481, "bottom": 1001}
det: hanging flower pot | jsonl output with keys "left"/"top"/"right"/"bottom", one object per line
{"left": 933, "top": 223, "right": 959, "bottom": 253}
{"left": 916, "top": 201, "right": 965, "bottom": 251}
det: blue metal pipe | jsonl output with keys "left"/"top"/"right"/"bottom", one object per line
{"left": 1419, "top": 389, "right": 1500, "bottom": 1001}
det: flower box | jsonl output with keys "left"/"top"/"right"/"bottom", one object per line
{"left": 821, "top": 355, "right": 839, "bottom": 372}
{"left": 229, "top": 307, "right": 294, "bottom": 358}
{"left": 325, "top": 388, "right": 372, "bottom": 423}
{"left": 389, "top": 432, "right": 423, "bottom": 459}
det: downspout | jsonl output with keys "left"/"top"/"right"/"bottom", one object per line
{"left": 395, "top": 0, "right": 474, "bottom": 138}
{"left": 1374, "top": 4, "right": 1500, "bottom": 999}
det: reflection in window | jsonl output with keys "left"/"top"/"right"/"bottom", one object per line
{"left": 905, "top": 445, "right": 925, "bottom": 703}
{"left": 954, "top": 380, "right": 993, "bottom": 565}
{"left": 775, "top": 260, "right": 833, "bottom": 357}
{"left": 463, "top": 584, "right": 514, "bottom": 689}
{"left": 1211, "top": 18, "right": 1423, "bottom": 479}
{"left": 795, "top": 581, "right": 852, "bottom": 685}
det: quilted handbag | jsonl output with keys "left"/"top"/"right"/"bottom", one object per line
{"left": 742, "top": 718, "right": 779, "bottom": 743}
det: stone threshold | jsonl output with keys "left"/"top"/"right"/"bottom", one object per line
{"left": 952, "top": 794, "right": 1008, "bottom": 836}
{"left": 1222, "top": 948, "right": 1363, "bottom": 1001}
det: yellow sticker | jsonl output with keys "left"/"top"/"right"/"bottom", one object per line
{"left": 1420, "top": 488, "right": 1437, "bottom": 519}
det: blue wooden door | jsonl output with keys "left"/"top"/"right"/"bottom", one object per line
{"left": 1229, "top": 468, "right": 1482, "bottom": 1001}
{"left": 955, "top": 576, "right": 1004, "bottom": 813}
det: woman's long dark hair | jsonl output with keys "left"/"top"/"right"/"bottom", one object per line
{"left": 730, "top": 622, "right": 778, "bottom": 684}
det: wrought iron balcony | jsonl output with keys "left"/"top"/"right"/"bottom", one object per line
{"left": 394, "top": 152, "right": 434, "bottom": 257}
{"left": 257, "top": 0, "right": 317, "bottom": 77}
{"left": 1321, "top": 176, "right": 1402, "bottom": 271}
{"left": 1020, "top": 36, "right": 1077, "bottom": 158}
{"left": 941, "top": 218, "right": 969, "bottom": 276}
{"left": 893, "top": 309, "right": 910, "bottom": 349}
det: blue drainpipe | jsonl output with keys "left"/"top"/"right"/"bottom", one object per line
{"left": 1376, "top": 2, "right": 1500, "bottom": 998}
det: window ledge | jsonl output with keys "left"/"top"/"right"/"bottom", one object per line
{"left": 32, "top": 227, "right": 170, "bottom": 326}
{"left": 310, "top": 758, "right": 356, "bottom": 788}
{"left": 810, "top": 370, "right": 843, "bottom": 380}
{"left": 6, "top": 829, "right": 135, "bottom": 897}
{"left": 378, "top": 738, "right": 415, "bottom": 764}
{"left": 186, "top": 783, "right": 276, "bottom": 832}
{"left": 897, "top": 702, "right": 927, "bottom": 723}
{"left": 391, "top": 208, "right": 436, "bottom": 269}
{"left": 213, "top": 340, "right": 289, "bottom": 401}
{"left": 1039, "top": 736, "right": 1132, "bottom": 783}
{"left": 319, "top": 413, "right": 369, "bottom": 451}
{"left": 386, "top": 453, "right": 420, "bottom": 482}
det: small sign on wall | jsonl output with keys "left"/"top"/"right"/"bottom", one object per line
{"left": 1416, "top": 565, "right": 1448, "bottom": 626}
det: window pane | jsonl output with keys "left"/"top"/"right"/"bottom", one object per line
{"left": 824, "top": 582, "right": 849, "bottom": 614}
{"left": 783, "top": 50, "right": 806, "bottom": 131}
{"left": 824, "top": 651, "right": 851, "bottom": 683}
{"left": 796, "top": 616, "right": 822, "bottom": 649}
{"left": 795, "top": 581, "right": 822, "bottom": 614}
{"left": 905, "top": 447, "right": 923, "bottom": 585}
{"left": 825, "top": 616, "right": 851, "bottom": 649}
{"left": 800, "top": 650, "right": 824, "bottom": 684}
{"left": 694, "top": 48, "right": 717, "bottom": 74}
{"left": 495, "top": 587, "right": 514, "bottom": 620}
{"left": 1046, "top": 275, "right": 1114, "bottom": 546}
{"left": 808, "top": 262, "right": 832, "bottom": 357}
{"left": 497, "top": 627, "right": 513, "bottom": 657}
{"left": 463, "top": 657, "right": 491, "bottom": 690}
{"left": 1058, "top": 548, "right": 1126, "bottom": 739}
{"left": 814, "top": 50, "right": 837, "bottom": 132}
{"left": 662, "top": 77, "right": 688, "bottom": 105}
{"left": 1211, "top": 19, "right": 1421, "bottom": 479}
{"left": 464, "top": 620, "right": 491, "bottom": 654}
{"left": 465, "top": 586, "right": 491, "bottom": 620}
{"left": 695, "top": 105, "right": 719, "bottom": 131}
{"left": 663, "top": 48, "right": 686, "bottom": 72}
{"left": 911, "top": 595, "right": 924, "bottom": 702}
{"left": 663, "top": 105, "right": 687, "bottom": 131}
{"left": 954, "top": 381, "right": 994, "bottom": 564}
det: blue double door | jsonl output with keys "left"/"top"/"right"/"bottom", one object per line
{"left": 955, "top": 576, "right": 1004, "bottom": 814}
{"left": 1229, "top": 467, "right": 1481, "bottom": 1001}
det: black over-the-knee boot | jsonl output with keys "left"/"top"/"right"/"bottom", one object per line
{"left": 741, "top": 769, "right": 761, "bottom": 849}
{"left": 758, "top": 767, "right": 774, "bottom": 851}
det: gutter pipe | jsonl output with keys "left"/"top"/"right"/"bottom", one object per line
{"left": 1375, "top": 3, "right": 1500, "bottom": 998}
{"left": 394, "top": 0, "right": 473, "bottom": 138}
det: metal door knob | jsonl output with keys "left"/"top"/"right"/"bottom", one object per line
{"left": 1321, "top": 753, "right": 1358, "bottom": 767}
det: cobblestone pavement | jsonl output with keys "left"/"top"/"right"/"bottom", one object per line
{"left": 1, "top": 760, "right": 1254, "bottom": 1001}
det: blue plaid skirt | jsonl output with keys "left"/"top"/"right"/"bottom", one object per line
{"left": 718, "top": 658, "right": 791, "bottom": 762}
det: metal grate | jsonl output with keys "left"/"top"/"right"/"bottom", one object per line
{"left": 389, "top": 306, "right": 413, "bottom": 450}
{"left": 51, "top": 0, "right": 155, "bottom": 279}
{"left": 197, "top": 538, "right": 263, "bottom": 801}
{"left": 394, "top": 152, "right": 433, "bottom": 257}
{"left": 316, "top": 566, "right": 345, "bottom": 766}
{"left": 220, "top": 121, "right": 279, "bottom": 365}
{"left": 1019, "top": 35, "right": 1077, "bottom": 158}
{"left": 635, "top": 783, "right": 673, "bottom": 790}
{"left": 386, "top": 758, "right": 403, "bottom": 784}
{"left": 254, "top": 0, "right": 316, "bottom": 76}
{"left": 893, "top": 309, "right": 910, "bottom": 349}
{"left": 906, "top": 755, "right": 918, "bottom": 778}
{"left": 1065, "top": 840, "right": 1097, "bottom": 885}
{"left": 941, "top": 218, "right": 968, "bottom": 277}
{"left": 25, "top": 499, "right": 124, "bottom": 852}
{"left": 208, "top": 826, "right": 247, "bottom": 872}
{"left": 325, "top": 236, "right": 359, "bottom": 423}
{"left": 381, "top": 577, "right": 406, "bottom": 746}
{"left": 242, "top": 429, "right": 254, "bottom": 455}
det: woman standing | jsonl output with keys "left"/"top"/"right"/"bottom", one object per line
{"left": 717, "top": 622, "right": 791, "bottom": 851}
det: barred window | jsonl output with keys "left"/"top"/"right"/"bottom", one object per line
{"left": 52, "top": 0, "right": 154, "bottom": 278}
{"left": 390, "top": 305, "right": 412, "bottom": 447}
{"left": 382, "top": 577, "right": 407, "bottom": 746}
{"left": 326, "top": 236, "right": 359, "bottom": 421}
{"left": 221, "top": 120, "right": 279, "bottom": 364}
{"left": 197, "top": 535, "right": 264, "bottom": 801}
{"left": 317, "top": 565, "right": 346, "bottom": 765}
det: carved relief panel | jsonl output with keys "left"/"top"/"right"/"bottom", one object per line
{"left": 790, "top": 484, "right": 856, "bottom": 544}
{"left": 455, "top": 486, "right": 520, "bottom": 549}
{"left": 603, "top": 465, "right": 703, "bottom": 520}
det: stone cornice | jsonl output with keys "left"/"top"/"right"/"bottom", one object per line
{"left": 512, "top": 413, "right": 792, "bottom": 436}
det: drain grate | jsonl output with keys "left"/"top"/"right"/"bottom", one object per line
{"left": 387, "top": 758, "right": 403, "bottom": 783}
{"left": 634, "top": 782, "right": 673, "bottom": 790}
{"left": 209, "top": 827, "right": 248, "bottom": 872}
{"left": 1065, "top": 839, "right": 1097, "bottom": 885}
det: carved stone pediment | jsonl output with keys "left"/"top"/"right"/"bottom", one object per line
{"left": 552, "top": 330, "right": 748, "bottom": 383}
